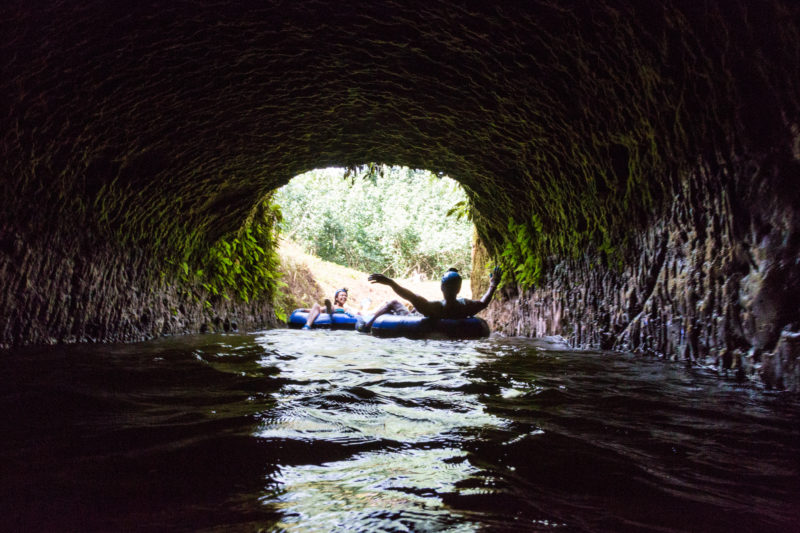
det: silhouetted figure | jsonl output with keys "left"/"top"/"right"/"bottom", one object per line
{"left": 367, "top": 267, "right": 502, "bottom": 322}
{"left": 302, "top": 288, "right": 355, "bottom": 329}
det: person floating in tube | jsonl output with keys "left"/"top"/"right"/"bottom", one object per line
{"left": 362, "top": 266, "right": 502, "bottom": 330}
{"left": 301, "top": 288, "right": 357, "bottom": 329}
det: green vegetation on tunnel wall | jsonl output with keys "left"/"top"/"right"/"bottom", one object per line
{"left": 167, "top": 195, "right": 285, "bottom": 321}
{"left": 470, "top": 62, "right": 684, "bottom": 289}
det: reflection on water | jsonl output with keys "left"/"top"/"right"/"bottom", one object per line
{"left": 1, "top": 329, "right": 799, "bottom": 532}
{"left": 270, "top": 448, "right": 478, "bottom": 532}
{"left": 253, "top": 331, "right": 503, "bottom": 532}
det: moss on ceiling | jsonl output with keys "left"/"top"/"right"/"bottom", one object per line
{"left": 2, "top": 1, "right": 798, "bottom": 280}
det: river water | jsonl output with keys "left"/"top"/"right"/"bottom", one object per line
{"left": 2, "top": 329, "right": 798, "bottom": 532}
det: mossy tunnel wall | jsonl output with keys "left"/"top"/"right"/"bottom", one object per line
{"left": 2, "top": 1, "right": 799, "bottom": 388}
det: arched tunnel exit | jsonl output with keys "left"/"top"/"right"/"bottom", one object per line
{"left": 2, "top": 0, "right": 800, "bottom": 390}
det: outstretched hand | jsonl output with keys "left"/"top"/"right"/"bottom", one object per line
{"left": 368, "top": 273, "right": 392, "bottom": 285}
{"left": 490, "top": 266, "right": 502, "bottom": 286}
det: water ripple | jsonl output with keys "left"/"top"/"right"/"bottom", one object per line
{"left": 1, "top": 330, "right": 798, "bottom": 531}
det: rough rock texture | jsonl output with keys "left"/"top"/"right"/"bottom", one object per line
{"left": 0, "top": 223, "right": 276, "bottom": 346}
{"left": 2, "top": 2, "right": 799, "bottom": 387}
{"left": 486, "top": 153, "right": 800, "bottom": 389}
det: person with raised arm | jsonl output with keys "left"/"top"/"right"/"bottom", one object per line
{"left": 363, "top": 266, "right": 501, "bottom": 329}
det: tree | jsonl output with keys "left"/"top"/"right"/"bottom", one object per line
{"left": 275, "top": 166, "right": 473, "bottom": 279}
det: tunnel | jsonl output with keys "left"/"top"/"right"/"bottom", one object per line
{"left": 2, "top": 1, "right": 799, "bottom": 389}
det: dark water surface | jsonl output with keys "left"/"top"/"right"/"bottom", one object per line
{"left": 2, "top": 330, "right": 799, "bottom": 532}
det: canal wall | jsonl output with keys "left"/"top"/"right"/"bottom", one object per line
{"left": 483, "top": 149, "right": 800, "bottom": 390}
{"left": 0, "top": 225, "right": 278, "bottom": 347}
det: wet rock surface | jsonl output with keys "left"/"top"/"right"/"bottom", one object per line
{"left": 486, "top": 153, "right": 800, "bottom": 389}
{"left": 0, "top": 224, "right": 277, "bottom": 348}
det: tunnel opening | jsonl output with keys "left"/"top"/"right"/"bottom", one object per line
{"left": 271, "top": 164, "right": 477, "bottom": 318}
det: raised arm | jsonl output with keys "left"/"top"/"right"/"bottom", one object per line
{"left": 368, "top": 273, "right": 434, "bottom": 314}
{"left": 462, "top": 266, "right": 502, "bottom": 315}
{"left": 480, "top": 266, "right": 502, "bottom": 305}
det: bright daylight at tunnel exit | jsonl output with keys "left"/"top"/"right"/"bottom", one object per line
{"left": 273, "top": 165, "right": 484, "bottom": 334}
{"left": 2, "top": 1, "right": 800, "bottom": 531}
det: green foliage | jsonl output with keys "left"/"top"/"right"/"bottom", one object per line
{"left": 446, "top": 199, "right": 472, "bottom": 222}
{"left": 499, "top": 215, "right": 543, "bottom": 288}
{"left": 174, "top": 195, "right": 285, "bottom": 318}
{"left": 275, "top": 166, "right": 473, "bottom": 279}
{"left": 496, "top": 206, "right": 624, "bottom": 289}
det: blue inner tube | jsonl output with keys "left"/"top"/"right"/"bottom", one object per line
{"left": 288, "top": 309, "right": 360, "bottom": 329}
{"left": 369, "top": 314, "right": 490, "bottom": 339}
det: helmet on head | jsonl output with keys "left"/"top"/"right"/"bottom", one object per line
{"left": 440, "top": 268, "right": 462, "bottom": 295}
{"left": 334, "top": 288, "right": 348, "bottom": 299}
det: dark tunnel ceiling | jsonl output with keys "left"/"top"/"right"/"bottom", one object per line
{"left": 2, "top": 0, "right": 798, "bottom": 256}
